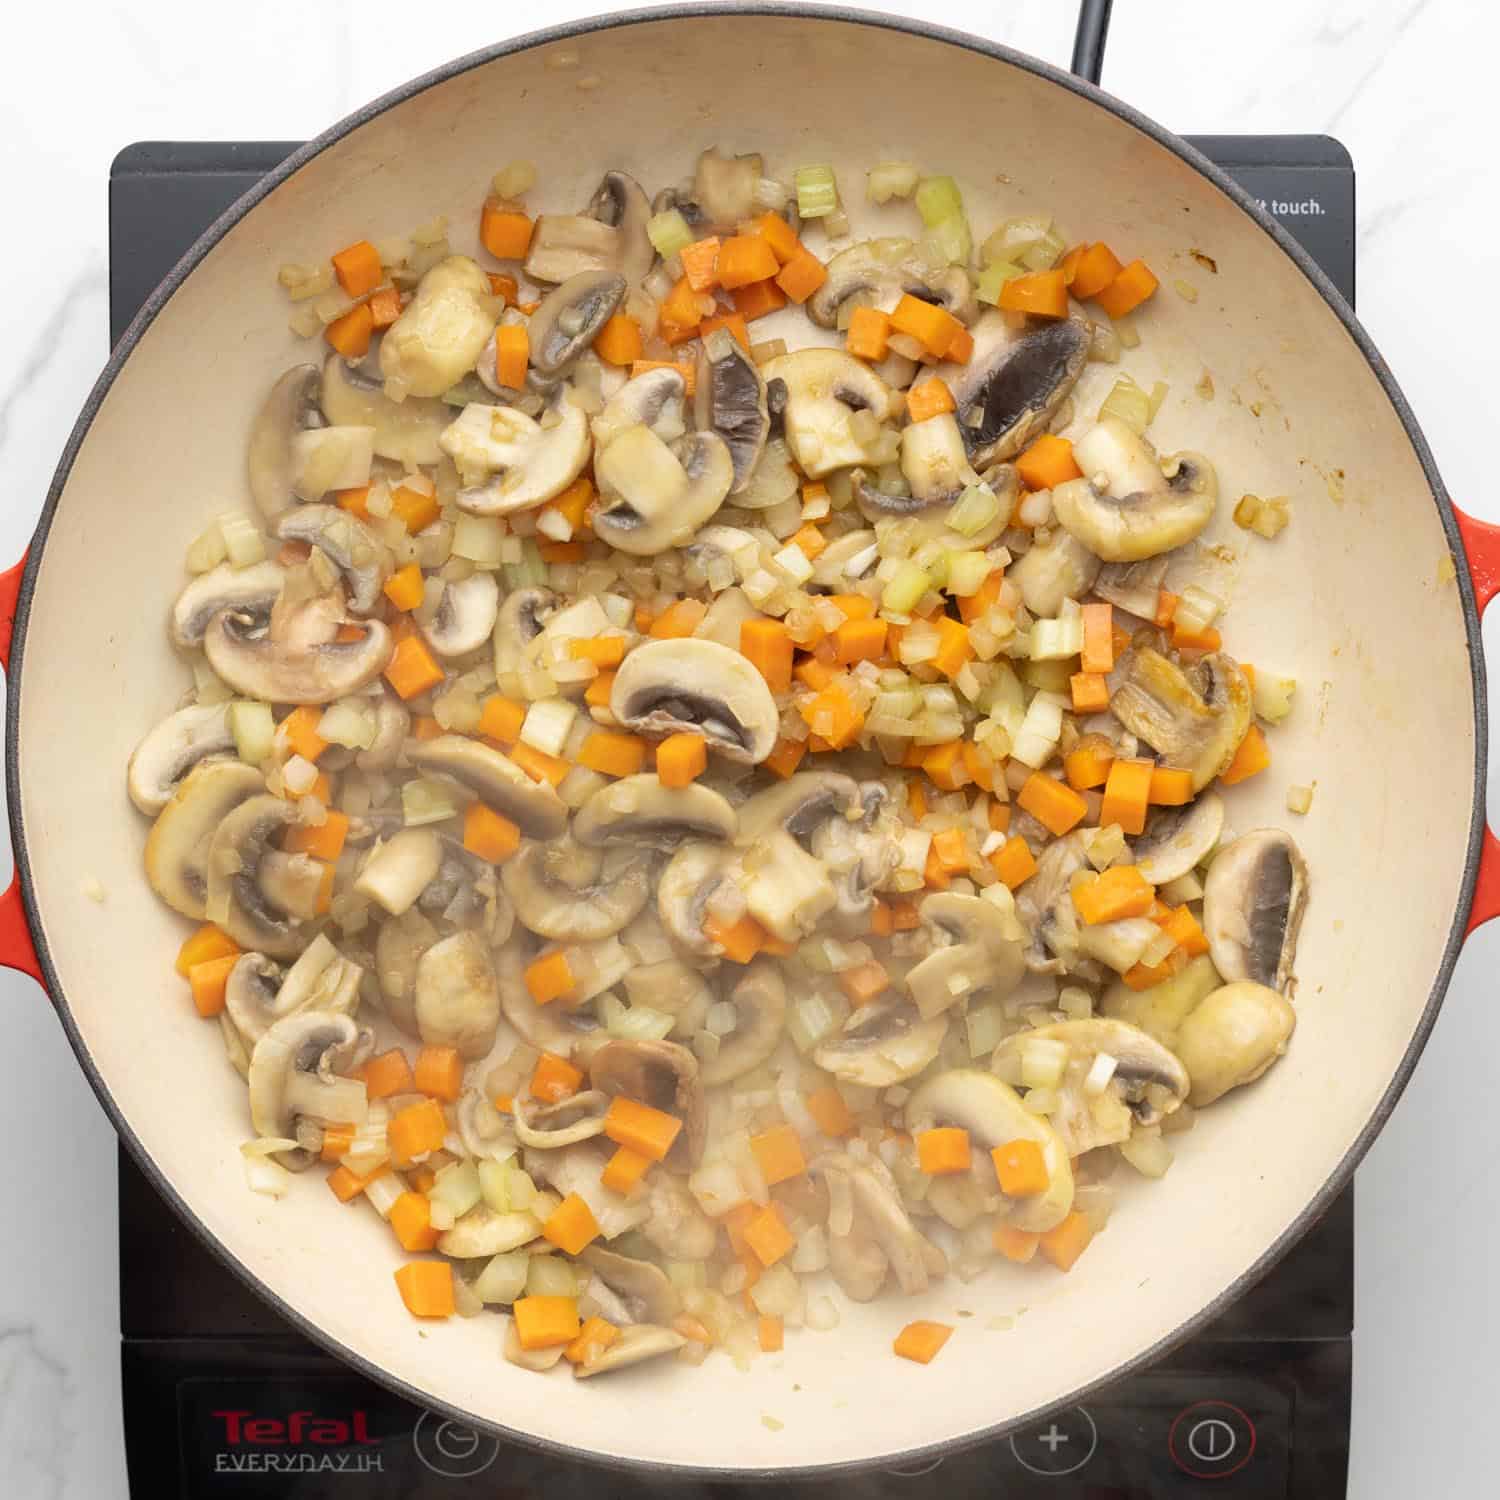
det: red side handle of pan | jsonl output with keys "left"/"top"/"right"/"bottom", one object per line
{"left": 0, "top": 551, "right": 43, "bottom": 989}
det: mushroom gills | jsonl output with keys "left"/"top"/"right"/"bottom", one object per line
{"left": 144, "top": 759, "right": 265, "bottom": 919}
{"left": 1109, "top": 648, "right": 1252, "bottom": 792}
{"left": 127, "top": 703, "right": 236, "bottom": 815}
{"left": 274, "top": 504, "right": 389, "bottom": 615}
{"left": 526, "top": 270, "right": 627, "bottom": 378}
{"left": 813, "top": 998, "right": 947, "bottom": 1088}
{"left": 592, "top": 428, "right": 734, "bottom": 554}
{"left": 1202, "top": 829, "right": 1308, "bottom": 992}
{"left": 695, "top": 328, "right": 769, "bottom": 492}
{"left": 421, "top": 572, "right": 500, "bottom": 658}
{"left": 170, "top": 560, "right": 285, "bottom": 649}
{"left": 206, "top": 795, "right": 308, "bottom": 958}
{"left": 247, "top": 365, "right": 322, "bottom": 520}
{"left": 576, "top": 777, "right": 737, "bottom": 850}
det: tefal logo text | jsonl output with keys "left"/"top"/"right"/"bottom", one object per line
{"left": 212, "top": 1409, "right": 380, "bottom": 1445}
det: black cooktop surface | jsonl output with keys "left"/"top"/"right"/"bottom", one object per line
{"left": 111, "top": 135, "right": 1355, "bottom": 1499}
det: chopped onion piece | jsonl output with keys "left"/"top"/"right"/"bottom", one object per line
{"left": 402, "top": 777, "right": 459, "bottom": 827}
{"left": 867, "top": 161, "right": 920, "bottom": 203}
{"left": 1020, "top": 1038, "right": 1068, "bottom": 1090}
{"left": 242, "top": 1152, "right": 292, "bottom": 1198}
{"left": 520, "top": 697, "right": 577, "bottom": 756}
{"left": 526, "top": 1256, "right": 579, "bottom": 1299}
{"left": 473, "top": 1250, "right": 529, "bottom": 1306}
{"left": 1083, "top": 1053, "right": 1119, "bottom": 1097}
{"left": 230, "top": 701, "right": 275, "bottom": 765}
{"left": 363, "top": 1171, "right": 405, "bottom": 1220}
{"left": 1286, "top": 784, "right": 1315, "bottom": 815}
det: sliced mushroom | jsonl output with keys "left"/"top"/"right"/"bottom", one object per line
{"left": 587, "top": 170, "right": 654, "bottom": 286}
{"left": 1015, "top": 832, "right": 1100, "bottom": 978}
{"left": 574, "top": 1323, "right": 687, "bottom": 1378}
{"left": 493, "top": 585, "right": 555, "bottom": 682}
{"left": 656, "top": 841, "right": 738, "bottom": 958}
{"left": 853, "top": 415, "right": 977, "bottom": 522}
{"left": 698, "top": 960, "right": 787, "bottom": 1086}
{"left": 1100, "top": 951, "right": 1223, "bottom": 1050}
{"left": 812, "top": 782, "right": 902, "bottom": 932}
{"left": 589, "top": 1038, "right": 706, "bottom": 1168}
{"left": 407, "top": 736, "right": 567, "bottom": 838}
{"left": 318, "top": 353, "right": 450, "bottom": 466}
{"left": 144, "top": 760, "right": 265, "bottom": 919}
{"left": 905, "top": 892, "right": 1027, "bottom": 1019}
{"left": 497, "top": 941, "right": 603, "bottom": 1054}
{"left": 1053, "top": 418, "right": 1218, "bottom": 561}
{"left": 512, "top": 1089, "right": 610, "bottom": 1147}
{"left": 274, "top": 504, "right": 388, "bottom": 615}
{"left": 420, "top": 572, "right": 500, "bottom": 658}
{"left": 127, "top": 703, "right": 237, "bottom": 815}
{"left": 813, "top": 997, "right": 947, "bottom": 1088}
{"left": 1131, "top": 794, "right": 1225, "bottom": 884}
{"left": 355, "top": 828, "right": 444, "bottom": 917}
{"left": 811, "top": 529, "right": 879, "bottom": 588}
{"left": 592, "top": 427, "right": 734, "bottom": 554}
{"left": 415, "top": 929, "right": 500, "bottom": 1058}
{"left": 225, "top": 935, "right": 362, "bottom": 1047}
{"left": 526, "top": 270, "right": 627, "bottom": 378}
{"left": 1202, "top": 829, "right": 1308, "bottom": 992}
{"left": 1094, "top": 556, "right": 1169, "bottom": 620}
{"left": 993, "top": 1018, "right": 1190, "bottom": 1156}
{"left": 580, "top": 1246, "right": 681, "bottom": 1323}
{"left": 524, "top": 215, "right": 622, "bottom": 284}
{"left": 356, "top": 692, "right": 410, "bottom": 771}
{"left": 1010, "top": 527, "right": 1102, "bottom": 618}
{"left": 610, "top": 638, "right": 777, "bottom": 764}
{"left": 808, "top": 237, "right": 975, "bottom": 330}
{"left": 904, "top": 1069, "right": 1074, "bottom": 1233}
{"left": 695, "top": 328, "right": 769, "bottom": 492}
{"left": 247, "top": 365, "right": 322, "bottom": 520}
{"left": 247, "top": 1010, "right": 367, "bottom": 1169}
{"left": 439, "top": 1203, "right": 542, "bottom": 1258}
{"left": 205, "top": 795, "right": 308, "bottom": 958}
{"left": 503, "top": 1316, "right": 567, "bottom": 1372}
{"left": 374, "top": 905, "right": 437, "bottom": 1035}
{"left": 759, "top": 350, "right": 896, "bottom": 478}
{"left": 170, "top": 560, "right": 285, "bottom": 649}
{"left": 832, "top": 1154, "right": 943, "bottom": 1296}
{"left": 577, "top": 776, "right": 736, "bottom": 851}
{"left": 380, "top": 255, "right": 498, "bottom": 398}
{"left": 1109, "top": 648, "right": 1252, "bottom": 792}
{"left": 1174, "top": 981, "right": 1297, "bottom": 1106}
{"left": 621, "top": 959, "right": 712, "bottom": 1038}
{"left": 691, "top": 147, "right": 763, "bottom": 229}
{"left": 501, "top": 837, "right": 648, "bottom": 941}
{"left": 932, "top": 311, "right": 1090, "bottom": 467}
{"left": 204, "top": 611, "right": 392, "bottom": 706}
{"left": 591, "top": 366, "right": 688, "bottom": 451}
{"left": 444, "top": 397, "right": 593, "bottom": 516}
{"left": 735, "top": 771, "right": 859, "bottom": 846}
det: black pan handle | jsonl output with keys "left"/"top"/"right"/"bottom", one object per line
{"left": 1071, "top": 0, "right": 1113, "bottom": 85}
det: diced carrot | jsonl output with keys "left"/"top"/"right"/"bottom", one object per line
{"left": 584, "top": 671, "right": 616, "bottom": 710}
{"left": 1038, "top": 1210, "right": 1096, "bottom": 1272}
{"left": 788, "top": 524, "right": 827, "bottom": 563}
{"left": 650, "top": 597, "right": 707, "bottom": 639}
{"left": 407, "top": 1164, "right": 439, "bottom": 1194}
{"left": 175, "top": 924, "right": 240, "bottom": 977}
{"left": 1094, "top": 258, "right": 1159, "bottom": 319}
{"left": 1100, "top": 757, "right": 1154, "bottom": 835}
{"left": 283, "top": 809, "right": 349, "bottom": 863}
{"left": 731, "top": 277, "right": 789, "bottom": 321}
{"left": 837, "top": 959, "right": 891, "bottom": 1008}
{"left": 593, "top": 312, "right": 643, "bottom": 367}
{"left": 388, "top": 1098, "right": 446, "bottom": 1162}
{"left": 679, "top": 236, "right": 722, "bottom": 292}
{"left": 1123, "top": 949, "right": 1189, "bottom": 991}
{"left": 828, "top": 593, "right": 877, "bottom": 622}
{"left": 541, "top": 1192, "right": 601, "bottom": 1256}
{"left": 893, "top": 1321, "right": 954, "bottom": 1364}
{"left": 846, "top": 305, "right": 891, "bottom": 362}
{"left": 1158, "top": 904, "right": 1210, "bottom": 957}
{"left": 601, "top": 1145, "right": 652, "bottom": 1195}
{"left": 1070, "top": 242, "right": 1126, "bottom": 300}
{"left": 988, "top": 801, "right": 1012, "bottom": 833}
{"left": 509, "top": 742, "right": 570, "bottom": 787}
{"left": 751, "top": 211, "right": 801, "bottom": 264}
{"left": 956, "top": 568, "right": 1005, "bottom": 624}
{"left": 740, "top": 618, "right": 794, "bottom": 693}
{"left": 700, "top": 312, "right": 752, "bottom": 353}
{"left": 656, "top": 732, "right": 707, "bottom": 788}
{"left": 989, "top": 836, "right": 1038, "bottom": 891}
{"left": 383, "top": 563, "right": 425, "bottom": 612}
{"left": 513, "top": 1295, "right": 581, "bottom": 1350}
{"left": 916, "top": 1126, "right": 971, "bottom": 1175}
{"left": 1070, "top": 671, "right": 1110, "bottom": 714}
{"left": 188, "top": 954, "right": 238, "bottom": 1018}
{"left": 993, "top": 1225, "right": 1041, "bottom": 1262}
{"left": 324, "top": 302, "right": 374, "bottom": 358}
{"left": 930, "top": 826, "right": 970, "bottom": 875}
{"left": 794, "top": 655, "right": 834, "bottom": 691}
{"left": 759, "top": 930, "right": 797, "bottom": 958}
{"left": 1171, "top": 618, "right": 1222, "bottom": 653}
{"left": 279, "top": 705, "right": 328, "bottom": 763}
{"left": 869, "top": 899, "right": 895, "bottom": 937}
{"left": 530, "top": 1050, "right": 584, "bottom": 1104}
{"left": 563, "top": 1315, "right": 621, "bottom": 1365}
{"left": 743, "top": 1204, "right": 796, "bottom": 1268}
{"left": 479, "top": 201, "right": 534, "bottom": 260}
{"left": 717, "top": 234, "right": 781, "bottom": 290}
{"left": 384, "top": 636, "right": 445, "bottom": 700}
{"left": 367, "top": 285, "right": 402, "bottom": 328}
{"left": 806, "top": 1085, "right": 855, "bottom": 1138}
{"left": 578, "top": 731, "right": 649, "bottom": 779}
{"left": 1080, "top": 602, "right": 1114, "bottom": 674}
{"left": 1149, "top": 766, "right": 1194, "bottom": 806}
{"left": 320, "top": 1123, "right": 355, "bottom": 1163}
{"left": 331, "top": 239, "right": 382, "bottom": 298}
{"left": 540, "top": 542, "right": 587, "bottom": 565}
{"left": 1018, "top": 773, "right": 1089, "bottom": 837}
{"left": 962, "top": 741, "right": 996, "bottom": 792}
{"left": 763, "top": 735, "right": 808, "bottom": 779}
{"left": 327, "top": 1163, "right": 381, "bottom": 1203}
{"left": 1155, "top": 589, "right": 1179, "bottom": 628}
{"left": 888, "top": 897, "right": 922, "bottom": 931}
{"left": 389, "top": 1191, "right": 440, "bottom": 1252}
{"left": 1110, "top": 617, "right": 1133, "bottom": 656}
{"left": 923, "top": 843, "right": 951, "bottom": 891}
{"left": 998, "top": 269, "right": 1069, "bottom": 319}
{"left": 750, "top": 1124, "right": 807, "bottom": 1186}
{"left": 758, "top": 1315, "right": 784, "bottom": 1353}
{"left": 492, "top": 324, "right": 529, "bottom": 390}
{"left": 775, "top": 247, "right": 828, "bottom": 304}
{"left": 931, "top": 617, "right": 974, "bottom": 678}
{"left": 1219, "top": 724, "right": 1271, "bottom": 785}
{"left": 1059, "top": 243, "right": 1086, "bottom": 286}
{"left": 362, "top": 1048, "right": 415, "bottom": 1103}
{"left": 922, "top": 740, "right": 968, "bottom": 793}
{"left": 477, "top": 694, "right": 526, "bottom": 745}
{"left": 394, "top": 1261, "right": 455, "bottom": 1319}
{"left": 525, "top": 952, "right": 576, "bottom": 1007}
{"left": 703, "top": 910, "right": 766, "bottom": 965}
{"left": 568, "top": 637, "right": 625, "bottom": 669}
{"left": 890, "top": 294, "right": 963, "bottom": 357}
{"left": 604, "top": 1095, "right": 683, "bottom": 1162}
{"left": 335, "top": 485, "right": 372, "bottom": 520}
{"left": 487, "top": 272, "right": 519, "bottom": 304}
{"left": 797, "top": 680, "right": 864, "bottom": 749}
{"left": 906, "top": 379, "right": 956, "bottom": 424}
{"left": 1016, "top": 434, "right": 1083, "bottom": 492}
{"left": 833, "top": 618, "right": 888, "bottom": 667}
{"left": 1073, "top": 864, "right": 1155, "bottom": 925}
{"left": 412, "top": 1045, "right": 464, "bottom": 1102}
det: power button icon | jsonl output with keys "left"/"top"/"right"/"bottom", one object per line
{"left": 1168, "top": 1401, "right": 1256, "bottom": 1479}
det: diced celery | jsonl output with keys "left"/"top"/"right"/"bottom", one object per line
{"left": 1253, "top": 671, "right": 1297, "bottom": 723}
{"left": 945, "top": 550, "right": 992, "bottom": 597}
{"left": 915, "top": 175, "right": 964, "bottom": 228}
{"left": 647, "top": 208, "right": 695, "bottom": 259}
{"left": 920, "top": 215, "right": 972, "bottom": 269}
{"left": 794, "top": 164, "right": 839, "bottom": 219}
{"left": 867, "top": 161, "right": 920, "bottom": 204}
{"left": 229, "top": 701, "right": 275, "bottom": 764}
{"left": 1097, "top": 376, "right": 1153, "bottom": 436}
{"left": 1028, "top": 615, "right": 1085, "bottom": 661}
{"left": 881, "top": 559, "right": 931, "bottom": 615}
{"left": 947, "top": 484, "right": 1002, "bottom": 538}
{"left": 1020, "top": 1037, "right": 1069, "bottom": 1090}
{"left": 1018, "top": 223, "right": 1068, "bottom": 271}
{"left": 981, "top": 215, "right": 1053, "bottom": 265}
{"left": 976, "top": 260, "right": 1025, "bottom": 306}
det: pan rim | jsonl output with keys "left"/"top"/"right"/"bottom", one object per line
{"left": 6, "top": 2, "right": 1480, "bottom": 1480}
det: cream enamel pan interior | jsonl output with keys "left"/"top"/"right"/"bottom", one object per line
{"left": 11, "top": 6, "right": 1479, "bottom": 1475}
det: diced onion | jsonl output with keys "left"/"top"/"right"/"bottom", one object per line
{"left": 526, "top": 1256, "right": 579, "bottom": 1299}
{"left": 218, "top": 512, "right": 266, "bottom": 568}
{"left": 805, "top": 1295, "right": 840, "bottom": 1331}
{"left": 1083, "top": 1053, "right": 1119, "bottom": 1097}
{"left": 1020, "top": 1038, "right": 1069, "bottom": 1090}
{"left": 1286, "top": 784, "right": 1315, "bottom": 815}
{"left": 866, "top": 161, "right": 920, "bottom": 204}
{"left": 242, "top": 1152, "right": 292, "bottom": 1198}
{"left": 519, "top": 697, "right": 577, "bottom": 756}
{"left": 965, "top": 1004, "right": 1008, "bottom": 1059}
{"left": 402, "top": 777, "right": 459, "bottom": 827}
{"left": 363, "top": 1171, "right": 404, "bottom": 1219}
{"left": 429, "top": 1159, "right": 482, "bottom": 1222}
{"left": 1119, "top": 1126, "right": 1174, "bottom": 1179}
{"left": 473, "top": 1250, "right": 530, "bottom": 1305}
{"left": 230, "top": 701, "right": 275, "bottom": 764}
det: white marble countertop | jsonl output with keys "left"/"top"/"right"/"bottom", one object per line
{"left": 2, "top": 1, "right": 1497, "bottom": 1494}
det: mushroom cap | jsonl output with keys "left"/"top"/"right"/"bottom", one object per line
{"left": 419, "top": 571, "right": 500, "bottom": 658}
{"left": 580, "top": 1246, "right": 682, "bottom": 1324}
{"left": 523, "top": 214, "right": 623, "bottom": 284}
{"left": 933, "top": 312, "right": 1090, "bottom": 467}
{"left": 318, "top": 353, "right": 449, "bottom": 467}
{"left": 205, "top": 611, "right": 393, "bottom": 706}
{"left": 445, "top": 398, "right": 593, "bottom": 516}
{"left": 1014, "top": 831, "right": 1100, "bottom": 977}
{"left": 526, "top": 270, "right": 627, "bottom": 377}
{"left": 759, "top": 349, "right": 896, "bottom": 478}
{"left": 575, "top": 775, "right": 736, "bottom": 852}
{"left": 904, "top": 1069, "right": 1075, "bottom": 1233}
{"left": 144, "top": 759, "right": 265, "bottom": 919}
{"left": 226, "top": 935, "right": 362, "bottom": 1047}
{"left": 1100, "top": 951, "right": 1223, "bottom": 1050}
{"left": 1131, "top": 793, "right": 1226, "bottom": 885}
{"left": 496, "top": 941, "right": 603, "bottom": 1054}
{"left": 808, "top": 236, "right": 975, "bottom": 329}
{"left": 247, "top": 365, "right": 322, "bottom": 520}
{"left": 1202, "top": 828, "right": 1309, "bottom": 992}
{"left": 501, "top": 838, "right": 649, "bottom": 941}
{"left": 573, "top": 1323, "right": 687, "bottom": 1378}
{"left": 695, "top": 328, "right": 770, "bottom": 493}
{"left": 592, "top": 366, "right": 688, "bottom": 451}
{"left": 734, "top": 771, "right": 860, "bottom": 847}
{"left": 247, "top": 1009, "right": 364, "bottom": 1168}
{"left": 438, "top": 1204, "right": 543, "bottom": 1258}
{"left": 610, "top": 638, "right": 777, "bottom": 765}
{"left": 205, "top": 794, "right": 308, "bottom": 958}
{"left": 621, "top": 958, "right": 712, "bottom": 1039}
{"left": 127, "top": 703, "right": 237, "bottom": 815}
{"left": 379, "top": 255, "right": 497, "bottom": 398}
{"left": 373, "top": 904, "right": 437, "bottom": 1036}
{"left": 810, "top": 529, "right": 879, "bottom": 589}
{"left": 816, "top": 1152, "right": 943, "bottom": 1296}
{"left": 1010, "top": 527, "right": 1102, "bottom": 619}
{"left": 1109, "top": 647, "right": 1253, "bottom": 792}
{"left": 170, "top": 559, "right": 286, "bottom": 649}
{"left": 493, "top": 584, "right": 555, "bottom": 680}
{"left": 813, "top": 996, "right": 947, "bottom": 1088}
{"left": 512, "top": 1089, "right": 611, "bottom": 1148}
{"left": 1174, "top": 980, "right": 1296, "bottom": 1106}
{"left": 593, "top": 427, "right": 735, "bottom": 554}
{"left": 589, "top": 1038, "right": 706, "bottom": 1168}
{"left": 414, "top": 929, "right": 501, "bottom": 1059}
{"left": 656, "top": 840, "right": 739, "bottom": 958}
{"left": 274, "top": 503, "right": 389, "bottom": 615}
{"left": 356, "top": 692, "right": 410, "bottom": 772}
{"left": 698, "top": 960, "right": 788, "bottom": 1086}
{"left": 407, "top": 735, "right": 567, "bottom": 839}
{"left": 905, "top": 891, "right": 1027, "bottom": 1018}
{"left": 690, "top": 147, "right": 764, "bottom": 229}
{"left": 1094, "top": 556, "right": 1170, "bottom": 619}
{"left": 587, "top": 170, "right": 655, "bottom": 286}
